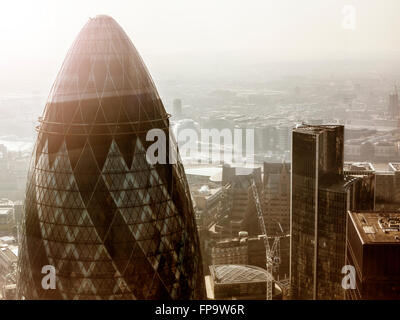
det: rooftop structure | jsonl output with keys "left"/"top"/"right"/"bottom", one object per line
{"left": 210, "top": 264, "right": 272, "bottom": 284}
{"left": 344, "top": 162, "right": 375, "bottom": 173}
{"left": 207, "top": 264, "right": 282, "bottom": 300}
{"left": 346, "top": 211, "right": 400, "bottom": 299}
{"left": 348, "top": 212, "right": 400, "bottom": 243}
{"left": 293, "top": 124, "right": 343, "bottom": 135}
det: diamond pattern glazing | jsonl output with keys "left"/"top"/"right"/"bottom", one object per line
{"left": 17, "top": 15, "right": 204, "bottom": 300}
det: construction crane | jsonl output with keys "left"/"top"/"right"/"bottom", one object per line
{"left": 250, "top": 177, "right": 281, "bottom": 300}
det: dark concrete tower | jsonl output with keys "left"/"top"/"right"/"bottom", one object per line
{"left": 291, "top": 125, "right": 348, "bottom": 300}
{"left": 17, "top": 15, "right": 204, "bottom": 300}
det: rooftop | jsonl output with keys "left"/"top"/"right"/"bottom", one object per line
{"left": 372, "top": 163, "right": 391, "bottom": 173}
{"left": 349, "top": 211, "right": 400, "bottom": 244}
{"left": 185, "top": 167, "right": 222, "bottom": 177}
{"left": 47, "top": 14, "right": 154, "bottom": 104}
{"left": 375, "top": 141, "right": 395, "bottom": 146}
{"left": 210, "top": 264, "right": 272, "bottom": 284}
{"left": 293, "top": 124, "right": 343, "bottom": 135}
{"left": 0, "top": 208, "right": 13, "bottom": 215}
{"left": 193, "top": 187, "right": 222, "bottom": 199}
{"left": 389, "top": 163, "right": 400, "bottom": 171}
{"left": 0, "top": 247, "right": 18, "bottom": 263}
{"left": 320, "top": 175, "right": 359, "bottom": 192}
{"left": 0, "top": 236, "right": 16, "bottom": 244}
{"left": 344, "top": 162, "right": 375, "bottom": 172}
{"left": 0, "top": 199, "right": 13, "bottom": 208}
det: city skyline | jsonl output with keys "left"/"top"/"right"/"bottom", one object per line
{"left": 0, "top": 2, "right": 400, "bottom": 303}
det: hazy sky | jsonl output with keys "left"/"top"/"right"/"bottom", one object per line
{"left": 1, "top": 0, "right": 400, "bottom": 93}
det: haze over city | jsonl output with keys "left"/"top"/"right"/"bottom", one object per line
{"left": 2, "top": 0, "right": 400, "bottom": 95}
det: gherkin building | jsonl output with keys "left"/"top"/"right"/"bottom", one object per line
{"left": 17, "top": 15, "right": 204, "bottom": 300}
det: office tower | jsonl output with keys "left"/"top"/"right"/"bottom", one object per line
{"left": 0, "top": 199, "right": 15, "bottom": 234}
{"left": 13, "top": 200, "right": 24, "bottom": 244}
{"left": 291, "top": 125, "right": 372, "bottom": 300}
{"left": 210, "top": 234, "right": 265, "bottom": 269}
{"left": 374, "top": 163, "right": 400, "bottom": 210}
{"left": 343, "top": 162, "right": 376, "bottom": 211}
{"left": 275, "top": 125, "right": 292, "bottom": 152}
{"left": 263, "top": 162, "right": 290, "bottom": 235}
{"left": 388, "top": 87, "right": 399, "bottom": 118}
{"left": 17, "top": 15, "right": 204, "bottom": 300}
{"left": 221, "top": 165, "right": 262, "bottom": 237}
{"left": 263, "top": 162, "right": 290, "bottom": 280}
{"left": 346, "top": 211, "right": 400, "bottom": 299}
{"left": 173, "top": 99, "right": 182, "bottom": 118}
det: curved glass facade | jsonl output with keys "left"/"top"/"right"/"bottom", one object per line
{"left": 17, "top": 15, "right": 204, "bottom": 300}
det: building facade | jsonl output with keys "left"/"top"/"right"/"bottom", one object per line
{"left": 221, "top": 165, "right": 263, "bottom": 237}
{"left": 263, "top": 162, "right": 290, "bottom": 235}
{"left": 17, "top": 15, "right": 204, "bottom": 300}
{"left": 291, "top": 125, "right": 374, "bottom": 300}
{"left": 210, "top": 234, "right": 265, "bottom": 268}
{"left": 262, "top": 162, "right": 290, "bottom": 281}
{"left": 0, "top": 199, "right": 15, "bottom": 236}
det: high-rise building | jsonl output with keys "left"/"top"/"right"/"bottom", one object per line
{"left": 263, "top": 162, "right": 290, "bottom": 281}
{"left": 343, "top": 162, "right": 400, "bottom": 211}
{"left": 343, "top": 162, "right": 376, "bottom": 211}
{"left": 290, "top": 125, "right": 373, "bottom": 300}
{"left": 346, "top": 211, "right": 400, "bottom": 299}
{"left": 388, "top": 87, "right": 399, "bottom": 118}
{"left": 263, "top": 162, "right": 290, "bottom": 235}
{"left": 0, "top": 199, "right": 15, "bottom": 235}
{"left": 173, "top": 99, "right": 182, "bottom": 118}
{"left": 221, "top": 165, "right": 262, "bottom": 237}
{"left": 17, "top": 15, "right": 204, "bottom": 300}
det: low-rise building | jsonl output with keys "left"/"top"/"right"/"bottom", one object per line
{"left": 346, "top": 211, "right": 400, "bottom": 299}
{"left": 0, "top": 237, "right": 17, "bottom": 300}
{"left": 206, "top": 264, "right": 282, "bottom": 300}
{"left": 210, "top": 234, "right": 265, "bottom": 268}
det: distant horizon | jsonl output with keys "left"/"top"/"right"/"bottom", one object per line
{"left": 2, "top": 55, "right": 400, "bottom": 97}
{"left": 2, "top": 1, "right": 400, "bottom": 95}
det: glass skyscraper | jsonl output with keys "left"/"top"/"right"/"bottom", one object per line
{"left": 290, "top": 125, "right": 368, "bottom": 300}
{"left": 17, "top": 15, "right": 204, "bottom": 300}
